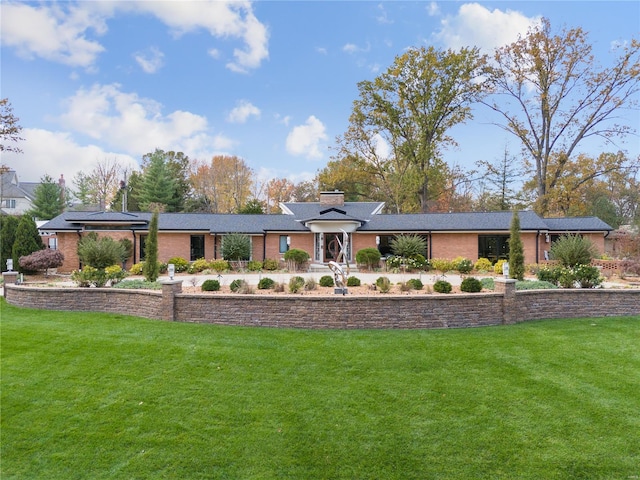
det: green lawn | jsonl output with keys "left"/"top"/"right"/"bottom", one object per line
{"left": 1, "top": 299, "right": 639, "bottom": 480}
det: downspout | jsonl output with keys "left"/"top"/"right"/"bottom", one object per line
{"left": 76, "top": 230, "right": 83, "bottom": 269}
{"left": 428, "top": 231, "right": 432, "bottom": 260}
{"left": 262, "top": 232, "right": 267, "bottom": 261}
{"left": 213, "top": 234, "right": 217, "bottom": 259}
{"left": 536, "top": 230, "right": 540, "bottom": 263}
{"left": 131, "top": 229, "right": 137, "bottom": 265}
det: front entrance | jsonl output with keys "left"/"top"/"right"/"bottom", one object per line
{"left": 321, "top": 232, "right": 352, "bottom": 263}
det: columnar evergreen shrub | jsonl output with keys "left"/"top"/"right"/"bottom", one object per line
{"left": 460, "top": 277, "right": 482, "bottom": 293}
{"left": 0, "top": 215, "right": 19, "bottom": 271}
{"left": 508, "top": 211, "right": 525, "bottom": 280}
{"left": 319, "top": 275, "right": 334, "bottom": 287}
{"left": 355, "top": 248, "right": 381, "bottom": 269}
{"left": 201, "top": 279, "right": 221, "bottom": 291}
{"left": 143, "top": 212, "right": 159, "bottom": 282}
{"left": 12, "top": 214, "right": 44, "bottom": 272}
{"left": 433, "top": 280, "right": 452, "bottom": 293}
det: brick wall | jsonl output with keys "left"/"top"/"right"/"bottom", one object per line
{"left": 5, "top": 283, "right": 638, "bottom": 328}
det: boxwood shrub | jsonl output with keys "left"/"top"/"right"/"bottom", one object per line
{"left": 460, "top": 277, "right": 482, "bottom": 293}
{"left": 201, "top": 279, "right": 221, "bottom": 291}
{"left": 258, "top": 277, "right": 275, "bottom": 289}
{"left": 433, "top": 280, "right": 452, "bottom": 294}
{"left": 319, "top": 275, "right": 334, "bottom": 287}
{"left": 346, "top": 276, "right": 361, "bottom": 287}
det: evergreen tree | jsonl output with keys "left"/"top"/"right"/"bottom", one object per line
{"left": 12, "top": 214, "right": 44, "bottom": 272}
{"left": 0, "top": 215, "right": 19, "bottom": 270}
{"left": 508, "top": 211, "right": 525, "bottom": 281}
{"left": 137, "top": 152, "right": 176, "bottom": 211}
{"left": 143, "top": 212, "right": 159, "bottom": 282}
{"left": 29, "top": 174, "right": 66, "bottom": 219}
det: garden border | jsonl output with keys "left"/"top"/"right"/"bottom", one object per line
{"left": 4, "top": 279, "right": 638, "bottom": 328}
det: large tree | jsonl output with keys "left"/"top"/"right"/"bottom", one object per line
{"left": 137, "top": 151, "right": 177, "bottom": 212}
{"left": 337, "top": 46, "right": 487, "bottom": 213}
{"left": 484, "top": 18, "right": 640, "bottom": 215}
{"left": 190, "top": 155, "right": 254, "bottom": 213}
{"left": 475, "top": 148, "right": 526, "bottom": 211}
{"left": 72, "top": 158, "right": 123, "bottom": 210}
{"left": 0, "top": 98, "right": 23, "bottom": 153}
{"left": 141, "top": 149, "right": 191, "bottom": 212}
{"left": 29, "top": 174, "right": 66, "bottom": 220}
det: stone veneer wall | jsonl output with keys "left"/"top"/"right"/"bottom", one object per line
{"left": 4, "top": 281, "right": 638, "bottom": 328}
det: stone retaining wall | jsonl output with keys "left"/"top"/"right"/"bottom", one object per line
{"left": 4, "top": 280, "right": 638, "bottom": 328}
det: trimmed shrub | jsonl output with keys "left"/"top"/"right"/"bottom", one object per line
{"left": 105, "top": 264, "right": 127, "bottom": 284}
{"left": 188, "top": 258, "right": 210, "bottom": 273}
{"left": 346, "top": 276, "right": 361, "bottom": 287}
{"left": 130, "top": 262, "right": 145, "bottom": 275}
{"left": 283, "top": 249, "right": 310, "bottom": 270}
{"left": 289, "top": 276, "right": 305, "bottom": 293}
{"left": 431, "top": 258, "right": 454, "bottom": 274}
{"left": 230, "top": 279, "right": 246, "bottom": 292}
{"left": 433, "top": 280, "right": 452, "bottom": 294}
{"left": 258, "top": 277, "right": 275, "bottom": 290}
{"left": 406, "top": 278, "right": 423, "bottom": 290}
{"left": 574, "top": 264, "right": 603, "bottom": 288}
{"left": 460, "top": 277, "right": 482, "bottom": 293}
{"left": 550, "top": 234, "right": 598, "bottom": 267}
{"left": 111, "top": 279, "right": 162, "bottom": 290}
{"left": 167, "top": 257, "right": 189, "bottom": 273}
{"left": 319, "top": 275, "right": 335, "bottom": 287}
{"left": 262, "top": 258, "right": 279, "bottom": 271}
{"left": 494, "top": 259, "right": 507, "bottom": 275}
{"left": 375, "top": 276, "right": 391, "bottom": 293}
{"left": 474, "top": 257, "right": 493, "bottom": 272}
{"left": 453, "top": 257, "right": 473, "bottom": 274}
{"left": 210, "top": 259, "right": 230, "bottom": 272}
{"left": 201, "top": 279, "right": 221, "bottom": 291}
{"left": 78, "top": 234, "right": 125, "bottom": 270}
{"left": 355, "top": 248, "right": 381, "bottom": 269}
{"left": 247, "top": 260, "right": 263, "bottom": 272}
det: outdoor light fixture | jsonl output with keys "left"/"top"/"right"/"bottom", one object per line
{"left": 375, "top": 236, "right": 380, "bottom": 245}
{"left": 286, "top": 236, "right": 291, "bottom": 246}
{"left": 168, "top": 263, "right": 175, "bottom": 280}
{"left": 6, "top": 259, "right": 13, "bottom": 271}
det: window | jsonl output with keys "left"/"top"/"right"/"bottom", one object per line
{"left": 48, "top": 237, "right": 58, "bottom": 250}
{"left": 139, "top": 235, "right": 147, "bottom": 261}
{"left": 3, "top": 199, "right": 16, "bottom": 209}
{"left": 377, "top": 234, "right": 428, "bottom": 258}
{"left": 190, "top": 235, "right": 205, "bottom": 261}
{"left": 478, "top": 235, "right": 509, "bottom": 262}
{"left": 279, "top": 235, "right": 289, "bottom": 254}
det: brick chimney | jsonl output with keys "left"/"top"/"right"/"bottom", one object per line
{"left": 319, "top": 190, "right": 344, "bottom": 206}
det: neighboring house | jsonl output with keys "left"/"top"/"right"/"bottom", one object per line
{"left": 40, "top": 191, "right": 612, "bottom": 273}
{"left": 0, "top": 170, "right": 39, "bottom": 215}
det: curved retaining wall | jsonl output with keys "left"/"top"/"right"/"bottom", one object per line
{"left": 4, "top": 281, "right": 639, "bottom": 328}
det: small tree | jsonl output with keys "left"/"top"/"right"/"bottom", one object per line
{"left": 143, "top": 212, "right": 159, "bottom": 282}
{"left": 19, "top": 249, "right": 64, "bottom": 276}
{"left": 390, "top": 235, "right": 427, "bottom": 258}
{"left": 78, "top": 234, "right": 126, "bottom": 269}
{"left": 508, "top": 211, "right": 525, "bottom": 280}
{"left": 221, "top": 233, "right": 251, "bottom": 261}
{"left": 12, "top": 214, "right": 44, "bottom": 272}
{"left": 550, "top": 234, "right": 598, "bottom": 268}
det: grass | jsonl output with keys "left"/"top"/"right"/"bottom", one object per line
{"left": 1, "top": 299, "right": 639, "bottom": 479}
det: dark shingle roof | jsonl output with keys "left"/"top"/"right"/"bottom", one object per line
{"left": 282, "top": 201, "right": 383, "bottom": 221}
{"left": 40, "top": 209, "right": 612, "bottom": 234}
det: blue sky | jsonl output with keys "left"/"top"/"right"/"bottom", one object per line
{"left": 1, "top": 1, "right": 638, "bottom": 190}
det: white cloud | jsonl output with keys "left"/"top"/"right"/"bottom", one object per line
{"left": 427, "top": 2, "right": 440, "bottom": 17}
{"left": 376, "top": 4, "right": 393, "bottom": 24}
{"left": 342, "top": 42, "right": 370, "bottom": 54}
{"left": 0, "top": 2, "right": 107, "bottom": 68}
{"left": 133, "top": 46, "right": 164, "bottom": 74}
{"left": 0, "top": 128, "right": 139, "bottom": 184}
{"left": 0, "top": 1, "right": 269, "bottom": 72}
{"left": 227, "top": 100, "right": 261, "bottom": 123}
{"left": 274, "top": 114, "right": 291, "bottom": 126}
{"left": 434, "top": 3, "right": 541, "bottom": 51}
{"left": 57, "top": 83, "right": 227, "bottom": 157}
{"left": 316, "top": 47, "right": 328, "bottom": 55}
{"left": 285, "top": 116, "right": 328, "bottom": 159}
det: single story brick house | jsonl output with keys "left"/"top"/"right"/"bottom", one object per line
{"left": 40, "top": 191, "right": 612, "bottom": 273}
